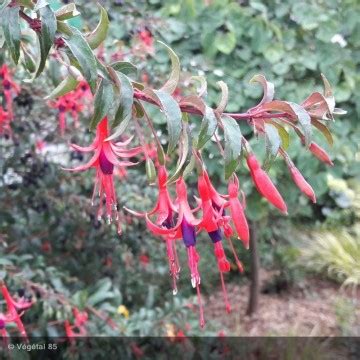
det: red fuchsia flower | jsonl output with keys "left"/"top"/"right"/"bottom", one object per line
{"left": 0, "top": 282, "right": 33, "bottom": 339}
{"left": 64, "top": 308, "right": 88, "bottom": 339}
{"left": 48, "top": 93, "right": 83, "bottom": 135}
{"left": 139, "top": 29, "right": 153, "bottom": 48}
{"left": 65, "top": 117, "right": 141, "bottom": 232}
{"left": 0, "top": 106, "right": 11, "bottom": 136}
{"left": 309, "top": 142, "right": 334, "bottom": 166}
{"left": 197, "top": 170, "right": 247, "bottom": 312}
{"left": 48, "top": 81, "right": 92, "bottom": 135}
{"left": 139, "top": 253, "right": 150, "bottom": 267}
{"left": 73, "top": 81, "right": 92, "bottom": 106}
{"left": 287, "top": 163, "right": 316, "bottom": 203}
{"left": 144, "top": 177, "right": 205, "bottom": 326}
{"left": 246, "top": 153, "right": 288, "bottom": 214}
{"left": 126, "top": 166, "right": 180, "bottom": 293}
{"left": 0, "top": 64, "right": 20, "bottom": 119}
{"left": 35, "top": 139, "right": 46, "bottom": 153}
{"left": 227, "top": 175, "right": 250, "bottom": 249}
{"left": 198, "top": 170, "right": 245, "bottom": 269}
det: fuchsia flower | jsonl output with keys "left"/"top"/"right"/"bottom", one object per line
{"left": 65, "top": 117, "right": 142, "bottom": 232}
{"left": 48, "top": 81, "right": 92, "bottom": 135}
{"left": 0, "top": 106, "right": 11, "bottom": 136}
{"left": 65, "top": 308, "right": 88, "bottom": 342}
{"left": 128, "top": 166, "right": 248, "bottom": 326}
{"left": 246, "top": 153, "right": 288, "bottom": 214}
{"left": 0, "top": 283, "right": 33, "bottom": 339}
{"left": 0, "top": 64, "right": 20, "bottom": 119}
{"left": 309, "top": 142, "right": 334, "bottom": 166}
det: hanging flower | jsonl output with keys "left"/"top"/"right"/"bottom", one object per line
{"left": 65, "top": 117, "right": 141, "bottom": 232}
{"left": 0, "top": 106, "right": 11, "bottom": 136}
{"left": 64, "top": 307, "right": 88, "bottom": 341}
{"left": 0, "top": 282, "right": 33, "bottom": 339}
{"left": 246, "top": 153, "right": 287, "bottom": 214}
{"left": 48, "top": 81, "right": 92, "bottom": 135}
{"left": 0, "top": 64, "right": 20, "bottom": 119}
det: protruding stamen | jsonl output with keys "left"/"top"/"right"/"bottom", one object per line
{"left": 196, "top": 283, "right": 205, "bottom": 328}
{"left": 226, "top": 236, "right": 244, "bottom": 273}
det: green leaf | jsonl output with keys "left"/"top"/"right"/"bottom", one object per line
{"left": 182, "top": 153, "right": 196, "bottom": 179}
{"left": 90, "top": 78, "right": 114, "bottom": 130}
{"left": 158, "top": 41, "right": 180, "bottom": 94}
{"left": 33, "top": 0, "right": 48, "bottom": 11}
{"left": 167, "top": 125, "right": 190, "bottom": 185}
{"left": 144, "top": 89, "right": 182, "bottom": 154}
{"left": 215, "top": 30, "right": 236, "bottom": 54}
{"left": 288, "top": 102, "right": 312, "bottom": 147}
{"left": 146, "top": 158, "right": 156, "bottom": 185}
{"left": 2, "top": 6, "right": 21, "bottom": 64}
{"left": 191, "top": 75, "right": 207, "bottom": 97}
{"left": 106, "top": 72, "right": 134, "bottom": 140}
{"left": 0, "top": 0, "right": 11, "bottom": 14}
{"left": 311, "top": 118, "right": 333, "bottom": 146}
{"left": 64, "top": 27, "right": 98, "bottom": 92}
{"left": 86, "top": 4, "right": 109, "bottom": 50}
{"left": 198, "top": 106, "right": 217, "bottom": 149}
{"left": 321, "top": 73, "right": 335, "bottom": 114}
{"left": 44, "top": 74, "right": 78, "bottom": 100}
{"left": 222, "top": 115, "right": 242, "bottom": 179}
{"left": 110, "top": 61, "right": 138, "bottom": 76}
{"left": 180, "top": 95, "right": 217, "bottom": 149}
{"left": 264, "top": 123, "right": 281, "bottom": 156}
{"left": 250, "top": 74, "right": 275, "bottom": 106}
{"left": 268, "top": 121, "right": 290, "bottom": 150}
{"left": 55, "top": 3, "right": 80, "bottom": 21}
{"left": 35, "top": 5, "right": 57, "bottom": 77}
{"left": 215, "top": 81, "right": 228, "bottom": 114}
{"left": 22, "top": 47, "right": 36, "bottom": 73}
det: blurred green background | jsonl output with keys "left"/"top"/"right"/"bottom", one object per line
{"left": 1, "top": 0, "right": 359, "bottom": 343}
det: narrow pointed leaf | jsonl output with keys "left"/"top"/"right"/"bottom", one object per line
{"left": 144, "top": 89, "right": 182, "bottom": 154}
{"left": 180, "top": 95, "right": 217, "bottom": 149}
{"left": 198, "top": 106, "right": 217, "bottom": 149}
{"left": 321, "top": 73, "right": 335, "bottom": 114}
{"left": 35, "top": 5, "right": 57, "bottom": 77}
{"left": 90, "top": 78, "right": 114, "bottom": 130}
{"left": 222, "top": 115, "right": 242, "bottom": 180}
{"left": 215, "top": 81, "right": 228, "bottom": 114}
{"left": 64, "top": 27, "right": 98, "bottom": 92}
{"left": 191, "top": 75, "right": 207, "bottom": 97}
{"left": 45, "top": 74, "right": 78, "bottom": 99}
{"left": 250, "top": 74, "right": 274, "bottom": 106}
{"left": 86, "top": 4, "right": 109, "bottom": 50}
{"left": 110, "top": 61, "right": 138, "bottom": 76}
{"left": 107, "top": 72, "right": 134, "bottom": 140}
{"left": 311, "top": 118, "right": 334, "bottom": 146}
{"left": 167, "top": 125, "right": 190, "bottom": 185}
{"left": 268, "top": 121, "right": 290, "bottom": 150}
{"left": 264, "top": 123, "right": 281, "bottom": 156}
{"left": 55, "top": 3, "right": 80, "bottom": 21}
{"left": 158, "top": 41, "right": 180, "bottom": 94}
{"left": 2, "top": 6, "right": 21, "bottom": 64}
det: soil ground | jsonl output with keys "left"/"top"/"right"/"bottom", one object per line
{"left": 206, "top": 269, "right": 360, "bottom": 336}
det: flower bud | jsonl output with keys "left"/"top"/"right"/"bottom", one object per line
{"left": 246, "top": 154, "right": 287, "bottom": 214}
{"left": 289, "top": 165, "right": 316, "bottom": 203}
{"left": 309, "top": 142, "right": 333, "bottom": 166}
